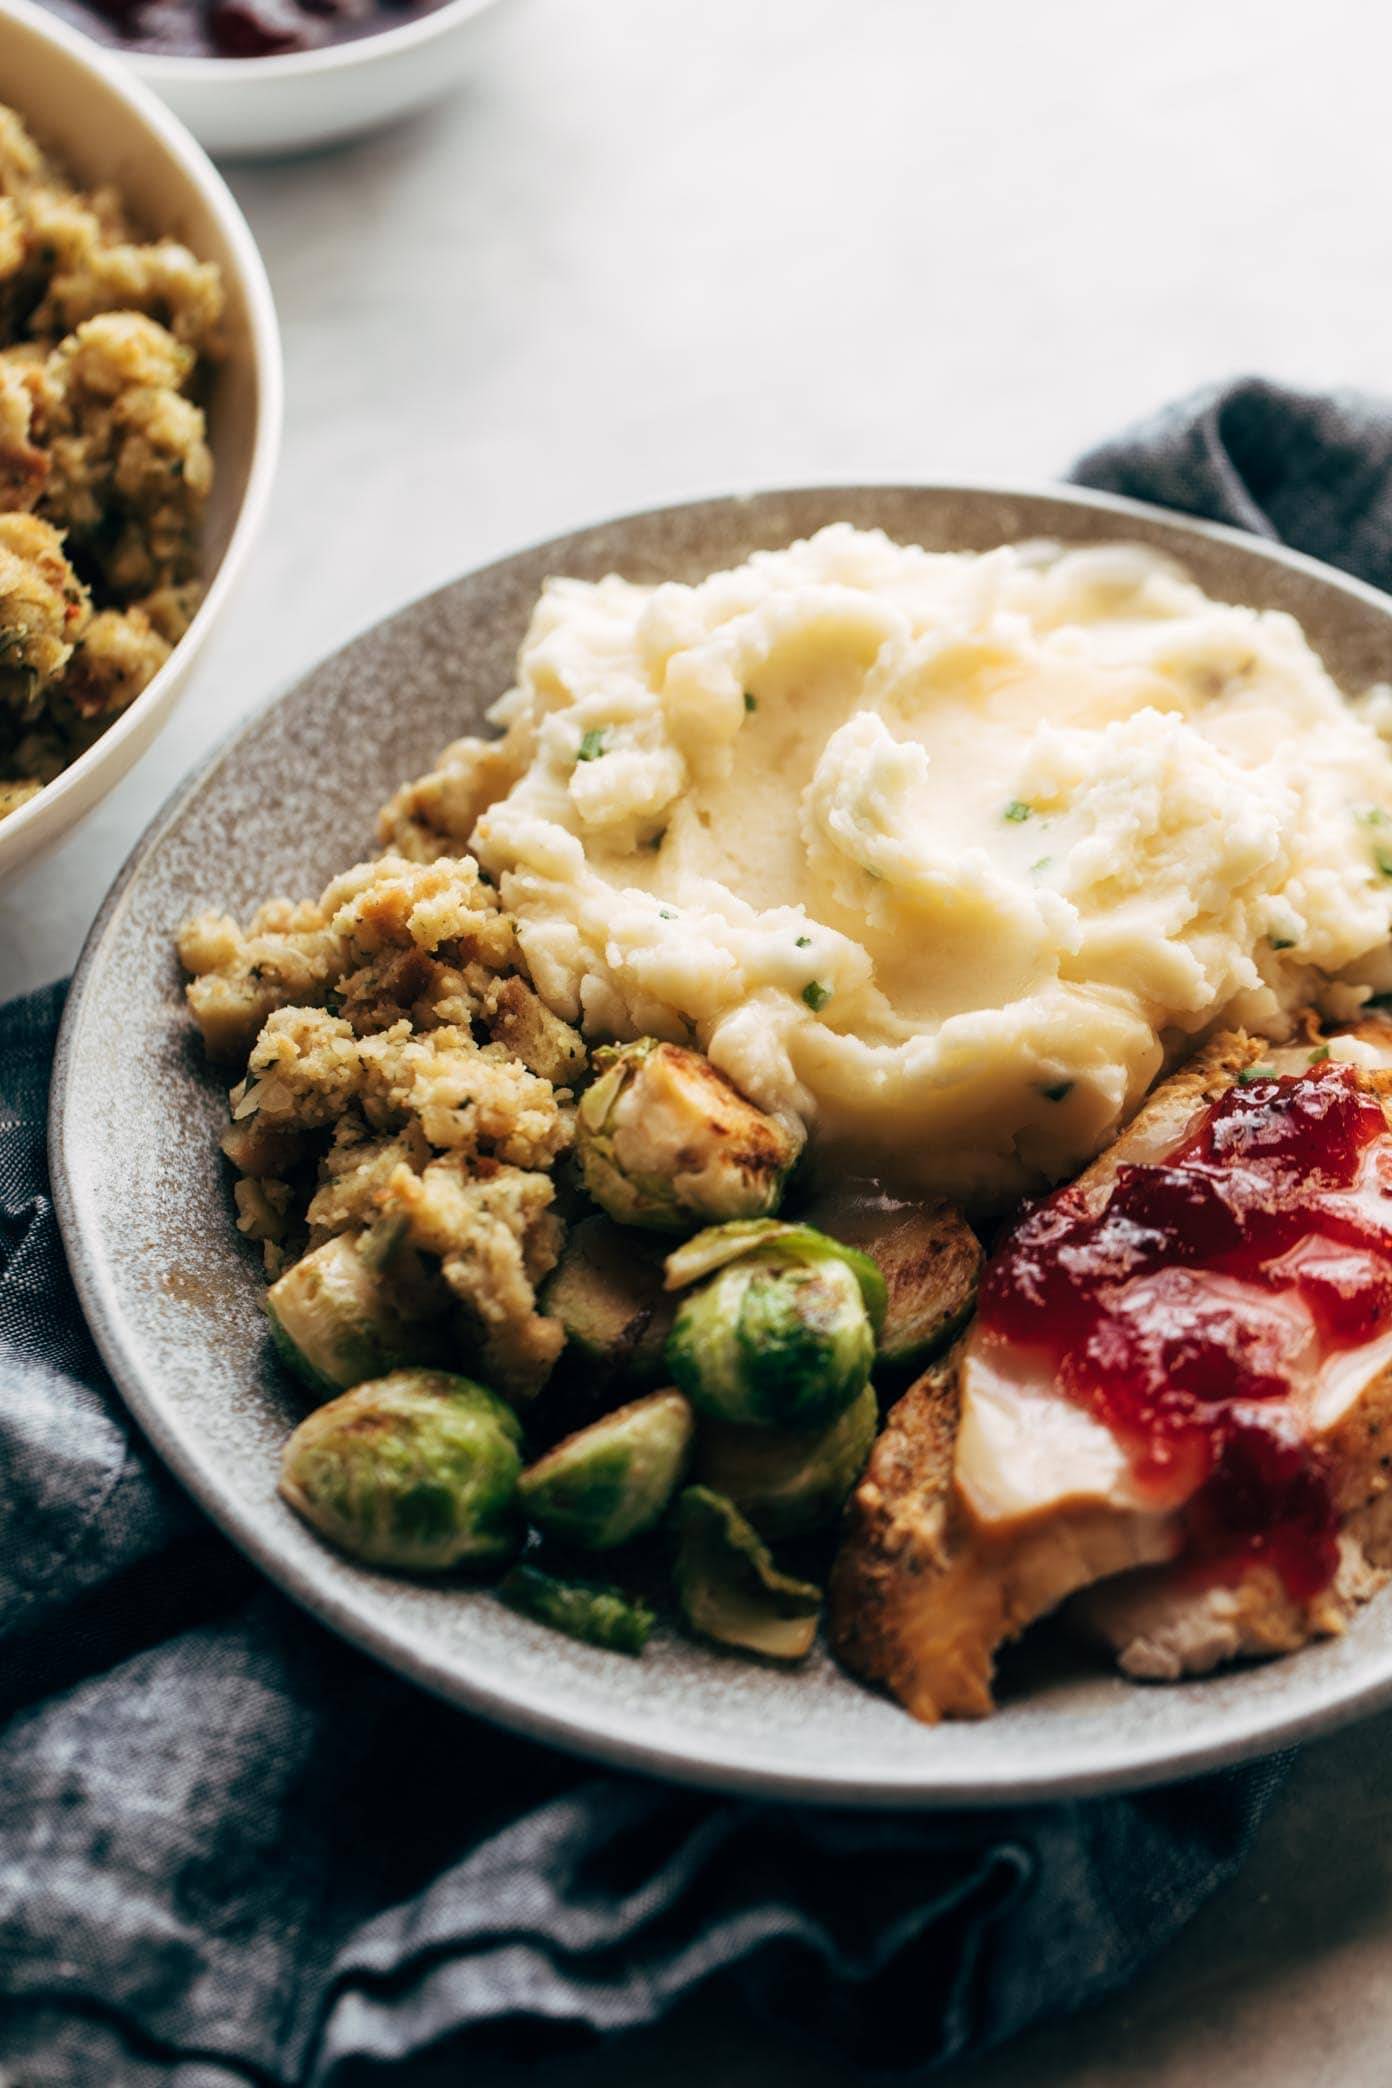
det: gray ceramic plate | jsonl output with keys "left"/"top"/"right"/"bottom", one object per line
{"left": 51, "top": 484, "right": 1392, "bottom": 1806}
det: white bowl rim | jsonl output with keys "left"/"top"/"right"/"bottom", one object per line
{"left": 123, "top": 0, "right": 503, "bottom": 82}
{"left": 0, "top": 0, "right": 283, "bottom": 856}
{"left": 49, "top": 477, "right": 1392, "bottom": 1807}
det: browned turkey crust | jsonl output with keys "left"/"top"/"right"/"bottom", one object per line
{"left": 828, "top": 1348, "right": 1181, "bottom": 1719}
{"left": 830, "top": 1020, "right": 1392, "bottom": 1720}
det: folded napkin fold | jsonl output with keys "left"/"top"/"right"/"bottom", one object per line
{"left": 5, "top": 375, "right": 1377, "bottom": 2086}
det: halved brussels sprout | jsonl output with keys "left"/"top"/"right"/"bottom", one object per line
{"left": 519, "top": 1389, "right": 694, "bottom": 1550}
{"left": 801, "top": 1189, "right": 981, "bottom": 1369}
{"left": 693, "top": 1382, "right": 877, "bottom": 1539}
{"left": 664, "top": 1223, "right": 878, "bottom": 1430}
{"left": 279, "top": 1368, "right": 522, "bottom": 1571}
{"left": 499, "top": 1563, "right": 654, "bottom": 1655}
{"left": 266, "top": 1233, "right": 431, "bottom": 1397}
{"left": 542, "top": 1216, "right": 675, "bottom": 1387}
{"left": 674, "top": 1486, "right": 821, "bottom": 1660}
{"left": 575, "top": 1037, "right": 799, "bottom": 1232}
{"left": 663, "top": 1219, "right": 887, "bottom": 1332}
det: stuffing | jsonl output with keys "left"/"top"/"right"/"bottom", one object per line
{"left": 0, "top": 352, "right": 47, "bottom": 508}
{"left": 181, "top": 849, "right": 588, "bottom": 1401}
{"left": 0, "top": 103, "right": 220, "bottom": 823}
{"left": 0, "top": 510, "right": 88, "bottom": 714}
{"left": 39, "top": 311, "right": 213, "bottom": 597}
{"left": 381, "top": 1154, "right": 565, "bottom": 1397}
{"left": 58, "top": 605, "right": 171, "bottom": 721}
{"left": 180, "top": 853, "right": 521, "bottom": 1065}
{"left": 377, "top": 734, "right": 521, "bottom": 862}
{"left": 33, "top": 233, "right": 223, "bottom": 354}
{"left": 0, "top": 107, "right": 45, "bottom": 198}
{"left": 482, "top": 974, "right": 589, "bottom": 1087}
{"left": 304, "top": 1118, "right": 430, "bottom": 1241}
{"left": 0, "top": 777, "right": 40, "bottom": 818}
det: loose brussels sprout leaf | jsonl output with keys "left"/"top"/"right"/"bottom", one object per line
{"left": 801, "top": 1189, "right": 981, "bottom": 1369}
{"left": 575, "top": 1037, "right": 799, "bottom": 1232}
{"left": 674, "top": 1486, "right": 821, "bottom": 1660}
{"left": 666, "top": 1248, "right": 875, "bottom": 1430}
{"left": 519, "top": 1389, "right": 694, "bottom": 1549}
{"left": 663, "top": 1220, "right": 888, "bottom": 1336}
{"left": 279, "top": 1369, "right": 522, "bottom": 1571}
{"left": 266, "top": 1233, "right": 431, "bottom": 1397}
{"left": 694, "top": 1381, "right": 877, "bottom": 1539}
{"left": 499, "top": 1563, "right": 654, "bottom": 1655}
{"left": 542, "top": 1216, "right": 675, "bottom": 1386}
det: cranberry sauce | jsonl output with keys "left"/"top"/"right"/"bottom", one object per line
{"left": 48, "top": 0, "right": 440, "bottom": 60}
{"left": 976, "top": 1062, "right": 1392, "bottom": 1600}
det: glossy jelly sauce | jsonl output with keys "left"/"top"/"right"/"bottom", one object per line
{"left": 977, "top": 1061, "right": 1392, "bottom": 1600}
{"left": 45, "top": 0, "right": 442, "bottom": 60}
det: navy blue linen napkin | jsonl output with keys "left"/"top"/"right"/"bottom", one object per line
{"left": 1, "top": 375, "right": 1367, "bottom": 2086}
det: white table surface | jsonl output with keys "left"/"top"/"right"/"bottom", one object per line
{"left": 7, "top": 0, "right": 1392, "bottom": 2075}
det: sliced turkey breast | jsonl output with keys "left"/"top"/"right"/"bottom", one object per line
{"left": 1069, "top": 1535, "right": 1387, "bottom": 1682}
{"left": 831, "top": 1019, "right": 1392, "bottom": 1721}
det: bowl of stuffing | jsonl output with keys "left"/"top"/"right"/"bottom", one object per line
{"left": 40, "top": 0, "right": 510, "bottom": 159}
{"left": 0, "top": 0, "right": 281, "bottom": 881}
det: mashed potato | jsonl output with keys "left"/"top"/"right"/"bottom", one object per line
{"left": 383, "top": 525, "right": 1392, "bottom": 1203}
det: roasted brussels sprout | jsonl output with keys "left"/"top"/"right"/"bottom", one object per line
{"left": 266, "top": 1233, "right": 430, "bottom": 1397}
{"left": 664, "top": 1222, "right": 881, "bottom": 1430}
{"left": 575, "top": 1037, "right": 799, "bottom": 1232}
{"left": 519, "top": 1389, "right": 694, "bottom": 1550}
{"left": 279, "top": 1369, "right": 522, "bottom": 1571}
{"left": 802, "top": 1188, "right": 981, "bottom": 1370}
{"left": 499, "top": 1563, "right": 655, "bottom": 1655}
{"left": 542, "top": 1216, "right": 675, "bottom": 1388}
{"left": 663, "top": 1219, "right": 887, "bottom": 1323}
{"left": 693, "top": 1382, "right": 877, "bottom": 1539}
{"left": 674, "top": 1487, "right": 821, "bottom": 1660}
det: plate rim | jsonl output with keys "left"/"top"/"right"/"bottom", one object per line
{"left": 49, "top": 476, "right": 1392, "bottom": 1806}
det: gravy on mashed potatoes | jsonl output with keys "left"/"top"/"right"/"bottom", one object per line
{"left": 380, "top": 525, "right": 1392, "bottom": 1204}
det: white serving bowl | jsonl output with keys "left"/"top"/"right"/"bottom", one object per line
{"left": 129, "top": 0, "right": 508, "bottom": 159}
{"left": 0, "top": 0, "right": 281, "bottom": 883}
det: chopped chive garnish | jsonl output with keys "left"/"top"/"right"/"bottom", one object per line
{"left": 1269, "top": 935, "right": 1296, "bottom": 950}
{"left": 1377, "top": 848, "right": 1392, "bottom": 878}
{"left": 1031, "top": 856, "right": 1053, "bottom": 874}
{"left": 743, "top": 691, "right": 758, "bottom": 713}
{"left": 1041, "top": 1080, "right": 1072, "bottom": 1102}
{"left": 1238, "top": 1063, "right": 1277, "bottom": 1085}
{"left": 1360, "top": 807, "right": 1388, "bottom": 827}
{"left": 795, "top": 934, "right": 811, "bottom": 948}
{"left": 1309, "top": 1044, "right": 1331, "bottom": 1064}
{"left": 659, "top": 909, "right": 674, "bottom": 920}
{"left": 802, "top": 981, "right": 831, "bottom": 1012}
{"left": 1004, "top": 800, "right": 1031, "bottom": 822}
{"left": 577, "top": 728, "right": 607, "bottom": 762}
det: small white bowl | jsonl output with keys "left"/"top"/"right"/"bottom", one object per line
{"left": 0, "top": 0, "right": 282, "bottom": 883}
{"left": 129, "top": 0, "right": 508, "bottom": 159}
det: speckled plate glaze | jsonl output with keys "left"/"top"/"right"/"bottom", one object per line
{"left": 51, "top": 484, "right": 1392, "bottom": 1805}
